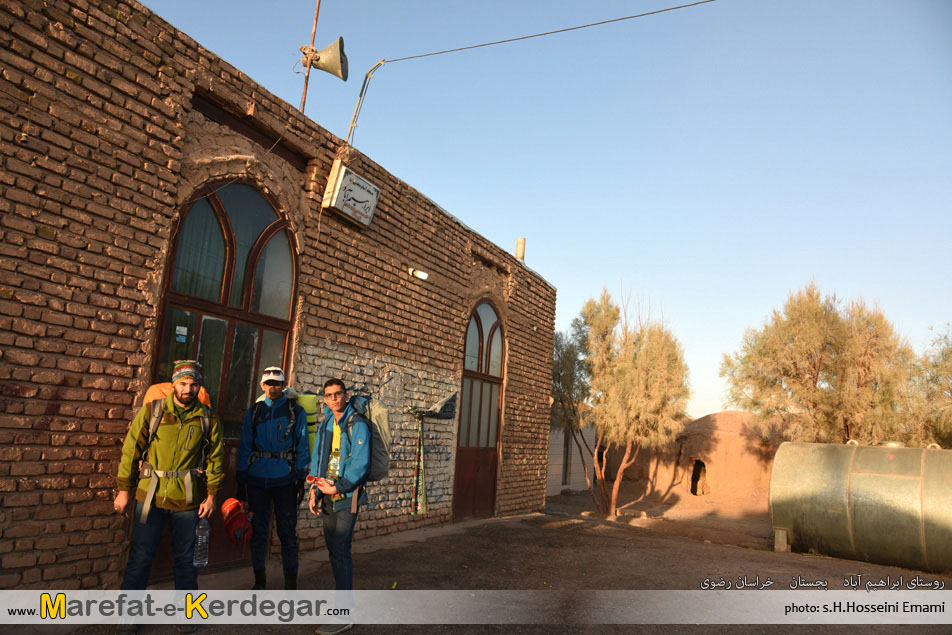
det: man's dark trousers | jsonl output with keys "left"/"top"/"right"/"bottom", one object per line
{"left": 248, "top": 483, "right": 299, "bottom": 573}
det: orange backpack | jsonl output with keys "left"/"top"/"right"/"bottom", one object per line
{"left": 141, "top": 382, "right": 212, "bottom": 407}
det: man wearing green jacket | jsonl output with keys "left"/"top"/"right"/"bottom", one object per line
{"left": 114, "top": 360, "right": 224, "bottom": 591}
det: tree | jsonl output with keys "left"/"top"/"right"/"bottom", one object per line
{"left": 578, "top": 290, "right": 619, "bottom": 512}
{"left": 551, "top": 320, "right": 599, "bottom": 507}
{"left": 922, "top": 329, "right": 952, "bottom": 444}
{"left": 903, "top": 327, "right": 952, "bottom": 447}
{"left": 552, "top": 321, "right": 590, "bottom": 432}
{"left": 828, "top": 301, "right": 911, "bottom": 442}
{"left": 721, "top": 283, "right": 914, "bottom": 444}
{"left": 583, "top": 290, "right": 690, "bottom": 517}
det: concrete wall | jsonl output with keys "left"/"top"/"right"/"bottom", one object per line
{"left": 0, "top": 0, "right": 555, "bottom": 588}
{"left": 546, "top": 426, "right": 596, "bottom": 496}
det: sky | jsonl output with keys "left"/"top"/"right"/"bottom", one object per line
{"left": 140, "top": 0, "right": 952, "bottom": 418}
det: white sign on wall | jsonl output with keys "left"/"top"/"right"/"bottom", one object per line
{"left": 321, "top": 159, "right": 380, "bottom": 227}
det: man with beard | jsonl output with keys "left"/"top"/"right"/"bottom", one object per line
{"left": 114, "top": 360, "right": 223, "bottom": 597}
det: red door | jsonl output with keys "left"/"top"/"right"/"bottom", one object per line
{"left": 453, "top": 446, "right": 497, "bottom": 520}
{"left": 453, "top": 302, "right": 504, "bottom": 521}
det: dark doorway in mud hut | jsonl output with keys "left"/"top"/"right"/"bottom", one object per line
{"left": 690, "top": 459, "right": 708, "bottom": 496}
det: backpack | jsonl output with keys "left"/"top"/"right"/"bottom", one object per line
{"left": 142, "top": 382, "right": 212, "bottom": 408}
{"left": 345, "top": 395, "right": 390, "bottom": 482}
{"left": 296, "top": 391, "right": 321, "bottom": 457}
{"left": 137, "top": 397, "right": 211, "bottom": 524}
{"left": 248, "top": 397, "right": 301, "bottom": 473}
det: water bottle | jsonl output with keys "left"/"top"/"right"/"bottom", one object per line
{"left": 193, "top": 517, "right": 209, "bottom": 567}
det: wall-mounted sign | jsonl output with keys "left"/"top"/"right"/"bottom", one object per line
{"left": 321, "top": 159, "right": 380, "bottom": 227}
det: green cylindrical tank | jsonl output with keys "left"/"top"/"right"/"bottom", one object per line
{"left": 297, "top": 391, "right": 320, "bottom": 454}
{"left": 770, "top": 441, "right": 952, "bottom": 572}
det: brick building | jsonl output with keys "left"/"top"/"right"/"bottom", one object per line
{"left": 0, "top": 0, "right": 555, "bottom": 588}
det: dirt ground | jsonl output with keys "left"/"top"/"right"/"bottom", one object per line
{"left": 551, "top": 478, "right": 776, "bottom": 551}
{"left": 51, "top": 485, "right": 952, "bottom": 635}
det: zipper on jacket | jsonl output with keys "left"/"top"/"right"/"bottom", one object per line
{"left": 162, "top": 415, "right": 197, "bottom": 506}
{"left": 163, "top": 419, "right": 186, "bottom": 507}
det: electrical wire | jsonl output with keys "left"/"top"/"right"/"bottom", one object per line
{"left": 386, "top": 0, "right": 716, "bottom": 63}
{"left": 346, "top": 0, "right": 716, "bottom": 145}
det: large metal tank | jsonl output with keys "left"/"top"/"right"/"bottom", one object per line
{"left": 769, "top": 441, "right": 952, "bottom": 573}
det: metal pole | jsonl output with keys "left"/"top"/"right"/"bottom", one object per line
{"left": 299, "top": 0, "right": 322, "bottom": 112}
{"left": 345, "top": 59, "right": 385, "bottom": 146}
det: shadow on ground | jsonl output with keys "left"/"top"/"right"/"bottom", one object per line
{"left": 57, "top": 488, "right": 952, "bottom": 635}
{"left": 547, "top": 478, "right": 774, "bottom": 551}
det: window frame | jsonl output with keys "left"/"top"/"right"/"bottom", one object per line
{"left": 458, "top": 300, "right": 505, "bottom": 448}
{"left": 151, "top": 180, "right": 298, "bottom": 431}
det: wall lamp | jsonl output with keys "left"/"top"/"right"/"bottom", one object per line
{"left": 408, "top": 267, "right": 429, "bottom": 280}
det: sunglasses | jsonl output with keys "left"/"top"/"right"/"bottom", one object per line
{"left": 264, "top": 381, "right": 283, "bottom": 387}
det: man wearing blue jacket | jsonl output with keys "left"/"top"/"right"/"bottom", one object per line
{"left": 308, "top": 378, "right": 371, "bottom": 602}
{"left": 237, "top": 366, "right": 310, "bottom": 590}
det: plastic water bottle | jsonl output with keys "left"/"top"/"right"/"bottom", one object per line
{"left": 193, "top": 517, "right": 209, "bottom": 567}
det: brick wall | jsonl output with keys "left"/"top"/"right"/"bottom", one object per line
{"left": 0, "top": 0, "right": 555, "bottom": 589}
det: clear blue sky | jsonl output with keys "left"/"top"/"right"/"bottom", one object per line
{"left": 141, "top": 0, "right": 952, "bottom": 418}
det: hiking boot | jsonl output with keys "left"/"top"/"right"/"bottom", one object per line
{"left": 252, "top": 568, "right": 266, "bottom": 590}
{"left": 284, "top": 571, "right": 298, "bottom": 590}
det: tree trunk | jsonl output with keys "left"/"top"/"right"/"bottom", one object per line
{"left": 570, "top": 427, "right": 599, "bottom": 509}
{"left": 591, "top": 429, "right": 610, "bottom": 514}
{"left": 599, "top": 448, "right": 611, "bottom": 508}
{"left": 608, "top": 439, "right": 640, "bottom": 518}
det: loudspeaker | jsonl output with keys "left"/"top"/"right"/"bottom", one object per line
{"left": 301, "top": 37, "right": 348, "bottom": 82}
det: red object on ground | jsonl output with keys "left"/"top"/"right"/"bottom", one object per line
{"left": 221, "top": 497, "right": 252, "bottom": 546}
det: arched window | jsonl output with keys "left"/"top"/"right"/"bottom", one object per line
{"left": 153, "top": 183, "right": 296, "bottom": 436}
{"left": 459, "top": 302, "right": 504, "bottom": 448}
{"left": 454, "top": 301, "right": 505, "bottom": 520}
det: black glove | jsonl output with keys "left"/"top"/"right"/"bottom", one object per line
{"left": 296, "top": 479, "right": 306, "bottom": 506}
{"left": 236, "top": 482, "right": 247, "bottom": 503}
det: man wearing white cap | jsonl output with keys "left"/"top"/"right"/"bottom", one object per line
{"left": 236, "top": 366, "right": 310, "bottom": 590}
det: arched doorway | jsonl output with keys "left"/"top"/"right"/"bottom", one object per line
{"left": 149, "top": 181, "right": 297, "bottom": 576}
{"left": 453, "top": 301, "right": 504, "bottom": 521}
{"left": 690, "top": 459, "right": 708, "bottom": 496}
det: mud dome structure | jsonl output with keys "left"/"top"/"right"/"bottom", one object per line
{"left": 621, "top": 412, "right": 776, "bottom": 509}
{"left": 0, "top": 0, "right": 555, "bottom": 588}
